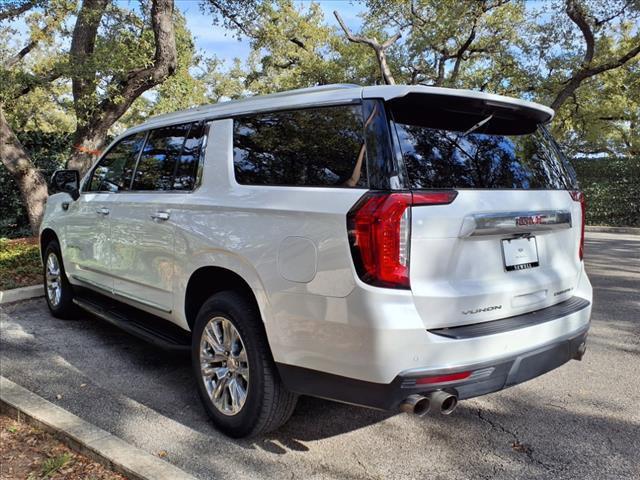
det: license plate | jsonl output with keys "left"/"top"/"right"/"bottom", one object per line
{"left": 502, "top": 237, "right": 539, "bottom": 271}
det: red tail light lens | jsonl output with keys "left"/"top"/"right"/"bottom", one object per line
{"left": 415, "top": 371, "right": 471, "bottom": 385}
{"left": 347, "top": 190, "right": 457, "bottom": 289}
{"left": 569, "top": 190, "right": 585, "bottom": 260}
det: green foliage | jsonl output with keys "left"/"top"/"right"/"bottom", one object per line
{"left": 572, "top": 157, "right": 640, "bottom": 226}
{"left": 0, "top": 238, "right": 41, "bottom": 290}
{"left": 40, "top": 452, "right": 72, "bottom": 478}
{"left": 0, "top": 132, "right": 71, "bottom": 238}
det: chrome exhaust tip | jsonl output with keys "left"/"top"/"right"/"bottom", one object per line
{"left": 575, "top": 341, "right": 587, "bottom": 361}
{"left": 427, "top": 390, "right": 458, "bottom": 415}
{"left": 400, "top": 394, "right": 431, "bottom": 417}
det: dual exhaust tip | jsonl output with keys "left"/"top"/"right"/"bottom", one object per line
{"left": 400, "top": 391, "right": 458, "bottom": 417}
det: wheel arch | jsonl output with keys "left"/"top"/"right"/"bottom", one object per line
{"left": 184, "top": 265, "right": 269, "bottom": 332}
{"left": 40, "top": 228, "right": 59, "bottom": 262}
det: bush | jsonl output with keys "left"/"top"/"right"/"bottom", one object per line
{"left": 571, "top": 157, "right": 640, "bottom": 227}
{"left": 0, "top": 132, "right": 71, "bottom": 238}
{"left": 0, "top": 237, "right": 41, "bottom": 289}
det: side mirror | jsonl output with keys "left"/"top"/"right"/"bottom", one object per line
{"left": 50, "top": 169, "right": 80, "bottom": 200}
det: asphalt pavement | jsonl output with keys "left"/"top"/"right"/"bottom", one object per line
{"left": 1, "top": 232, "right": 639, "bottom": 480}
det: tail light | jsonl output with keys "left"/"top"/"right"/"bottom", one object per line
{"left": 347, "top": 191, "right": 457, "bottom": 289}
{"left": 569, "top": 190, "right": 585, "bottom": 260}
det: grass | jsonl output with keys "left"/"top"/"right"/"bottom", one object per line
{"left": 0, "top": 237, "right": 41, "bottom": 290}
{"left": 39, "top": 452, "right": 73, "bottom": 478}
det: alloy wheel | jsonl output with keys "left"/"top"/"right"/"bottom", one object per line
{"left": 199, "top": 316, "right": 250, "bottom": 416}
{"left": 45, "top": 252, "right": 62, "bottom": 307}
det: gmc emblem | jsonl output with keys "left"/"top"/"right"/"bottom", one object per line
{"left": 516, "top": 215, "right": 545, "bottom": 226}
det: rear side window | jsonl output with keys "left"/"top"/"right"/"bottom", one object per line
{"left": 131, "top": 123, "right": 191, "bottom": 191}
{"left": 393, "top": 122, "right": 577, "bottom": 190}
{"left": 87, "top": 133, "right": 145, "bottom": 192}
{"left": 233, "top": 105, "right": 367, "bottom": 188}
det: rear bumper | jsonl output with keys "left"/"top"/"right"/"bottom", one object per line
{"left": 277, "top": 325, "right": 589, "bottom": 411}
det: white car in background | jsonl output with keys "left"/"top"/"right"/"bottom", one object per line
{"left": 41, "top": 84, "right": 592, "bottom": 438}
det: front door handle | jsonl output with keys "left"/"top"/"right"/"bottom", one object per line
{"left": 151, "top": 211, "right": 170, "bottom": 221}
{"left": 96, "top": 207, "right": 110, "bottom": 216}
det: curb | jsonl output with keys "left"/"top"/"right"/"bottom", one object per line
{"left": 0, "top": 377, "right": 198, "bottom": 480}
{"left": 0, "top": 284, "right": 43, "bottom": 305}
{"left": 585, "top": 226, "right": 640, "bottom": 235}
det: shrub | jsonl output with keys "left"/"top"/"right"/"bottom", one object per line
{"left": 571, "top": 157, "right": 640, "bottom": 227}
{"left": 0, "top": 237, "right": 41, "bottom": 289}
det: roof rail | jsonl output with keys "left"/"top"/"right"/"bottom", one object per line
{"left": 142, "top": 84, "right": 361, "bottom": 125}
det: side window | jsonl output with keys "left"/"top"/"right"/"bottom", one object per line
{"left": 87, "top": 133, "right": 146, "bottom": 192}
{"left": 173, "top": 122, "right": 205, "bottom": 190}
{"left": 131, "top": 123, "right": 190, "bottom": 191}
{"left": 233, "top": 105, "right": 367, "bottom": 187}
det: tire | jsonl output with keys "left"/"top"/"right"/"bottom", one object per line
{"left": 192, "top": 291, "right": 297, "bottom": 438}
{"left": 43, "top": 240, "right": 76, "bottom": 319}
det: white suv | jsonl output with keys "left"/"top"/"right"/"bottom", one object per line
{"left": 41, "top": 84, "right": 592, "bottom": 438}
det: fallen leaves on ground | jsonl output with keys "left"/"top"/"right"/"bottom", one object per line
{"left": 0, "top": 415, "right": 127, "bottom": 479}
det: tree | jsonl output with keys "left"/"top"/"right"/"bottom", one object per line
{"left": 1, "top": 0, "right": 74, "bottom": 235}
{"left": 223, "top": 0, "right": 380, "bottom": 94}
{"left": 66, "top": 0, "right": 177, "bottom": 173}
{"left": 547, "top": 0, "right": 640, "bottom": 111}
{"left": 333, "top": 9, "right": 400, "bottom": 85}
{"left": 1, "top": 0, "right": 178, "bottom": 234}
{"left": 361, "top": 0, "right": 523, "bottom": 87}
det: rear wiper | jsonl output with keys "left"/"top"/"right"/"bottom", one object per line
{"left": 462, "top": 114, "right": 494, "bottom": 137}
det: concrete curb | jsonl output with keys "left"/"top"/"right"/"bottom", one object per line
{"left": 0, "top": 377, "right": 198, "bottom": 480}
{"left": 585, "top": 226, "right": 639, "bottom": 235}
{"left": 0, "top": 284, "right": 43, "bottom": 305}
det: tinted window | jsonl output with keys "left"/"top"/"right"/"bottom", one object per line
{"left": 87, "top": 133, "right": 146, "bottom": 192}
{"left": 233, "top": 105, "right": 366, "bottom": 187}
{"left": 173, "top": 122, "right": 205, "bottom": 190}
{"left": 131, "top": 124, "right": 190, "bottom": 191}
{"left": 393, "top": 123, "right": 577, "bottom": 189}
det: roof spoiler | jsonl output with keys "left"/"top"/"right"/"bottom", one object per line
{"left": 363, "top": 85, "right": 554, "bottom": 135}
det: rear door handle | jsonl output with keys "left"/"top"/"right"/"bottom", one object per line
{"left": 151, "top": 211, "right": 170, "bottom": 221}
{"left": 96, "top": 207, "right": 110, "bottom": 216}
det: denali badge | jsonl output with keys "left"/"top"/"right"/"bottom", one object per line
{"left": 462, "top": 305, "right": 502, "bottom": 315}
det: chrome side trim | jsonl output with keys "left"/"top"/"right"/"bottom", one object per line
{"left": 112, "top": 288, "right": 172, "bottom": 313}
{"left": 71, "top": 274, "right": 172, "bottom": 313}
{"left": 460, "top": 210, "right": 572, "bottom": 237}
{"left": 70, "top": 273, "right": 111, "bottom": 293}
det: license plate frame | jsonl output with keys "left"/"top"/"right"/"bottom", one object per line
{"left": 502, "top": 236, "right": 539, "bottom": 271}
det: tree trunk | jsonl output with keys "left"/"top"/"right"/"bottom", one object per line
{"left": 0, "top": 106, "right": 48, "bottom": 235}
{"left": 375, "top": 47, "right": 396, "bottom": 85}
{"left": 66, "top": 123, "right": 109, "bottom": 176}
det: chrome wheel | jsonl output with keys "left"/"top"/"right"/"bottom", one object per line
{"left": 200, "top": 316, "right": 249, "bottom": 416}
{"left": 45, "top": 252, "right": 62, "bottom": 307}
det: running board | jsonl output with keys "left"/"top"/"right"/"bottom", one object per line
{"left": 73, "top": 293, "right": 190, "bottom": 352}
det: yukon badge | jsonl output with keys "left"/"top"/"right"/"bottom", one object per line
{"left": 462, "top": 305, "right": 503, "bottom": 315}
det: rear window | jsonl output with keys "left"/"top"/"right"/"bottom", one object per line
{"left": 393, "top": 122, "right": 577, "bottom": 190}
{"left": 233, "top": 105, "right": 367, "bottom": 188}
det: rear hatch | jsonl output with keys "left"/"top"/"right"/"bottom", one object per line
{"left": 386, "top": 90, "right": 584, "bottom": 329}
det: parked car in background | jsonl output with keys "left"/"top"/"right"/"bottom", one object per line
{"left": 41, "top": 84, "right": 592, "bottom": 437}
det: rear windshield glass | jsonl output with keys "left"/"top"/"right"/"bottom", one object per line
{"left": 393, "top": 122, "right": 577, "bottom": 190}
